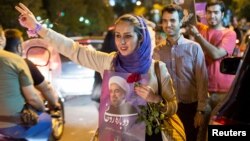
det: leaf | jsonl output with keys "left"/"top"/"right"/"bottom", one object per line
{"left": 136, "top": 101, "right": 167, "bottom": 136}
{"left": 160, "top": 114, "right": 165, "bottom": 120}
{"left": 149, "top": 116, "right": 154, "bottom": 122}
{"left": 155, "top": 127, "right": 160, "bottom": 134}
{"left": 147, "top": 125, "right": 153, "bottom": 136}
{"left": 153, "top": 111, "right": 159, "bottom": 117}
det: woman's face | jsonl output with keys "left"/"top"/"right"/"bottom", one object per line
{"left": 114, "top": 21, "right": 139, "bottom": 56}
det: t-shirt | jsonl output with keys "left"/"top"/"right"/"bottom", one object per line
{"left": 197, "top": 23, "right": 236, "bottom": 93}
{"left": 25, "top": 58, "right": 44, "bottom": 86}
{"left": 0, "top": 50, "right": 33, "bottom": 127}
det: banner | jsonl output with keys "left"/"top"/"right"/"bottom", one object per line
{"left": 174, "top": 0, "right": 197, "bottom": 25}
{"left": 195, "top": 2, "right": 207, "bottom": 24}
{"left": 99, "top": 71, "right": 148, "bottom": 141}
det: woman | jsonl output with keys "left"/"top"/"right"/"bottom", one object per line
{"left": 15, "top": 3, "right": 177, "bottom": 141}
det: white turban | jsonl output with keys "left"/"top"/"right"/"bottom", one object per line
{"left": 108, "top": 76, "right": 130, "bottom": 94}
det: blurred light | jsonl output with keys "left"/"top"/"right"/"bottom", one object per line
{"left": 151, "top": 9, "right": 160, "bottom": 14}
{"left": 131, "top": 0, "right": 137, "bottom": 3}
{"left": 79, "top": 16, "right": 84, "bottom": 22}
{"left": 236, "top": 39, "right": 239, "bottom": 44}
{"left": 36, "top": 16, "right": 42, "bottom": 21}
{"left": 77, "top": 65, "right": 82, "bottom": 69}
{"left": 42, "top": 24, "right": 47, "bottom": 27}
{"left": 49, "top": 24, "right": 53, "bottom": 28}
{"left": 109, "top": 0, "right": 115, "bottom": 6}
{"left": 85, "top": 19, "right": 90, "bottom": 25}
{"left": 136, "top": 1, "right": 142, "bottom": 6}
{"left": 59, "top": 11, "right": 65, "bottom": 17}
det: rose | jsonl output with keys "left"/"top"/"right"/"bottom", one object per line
{"left": 127, "top": 73, "right": 141, "bottom": 83}
{"left": 127, "top": 73, "right": 141, "bottom": 87}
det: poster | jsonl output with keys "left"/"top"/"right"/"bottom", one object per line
{"left": 195, "top": 2, "right": 207, "bottom": 24}
{"left": 99, "top": 71, "right": 148, "bottom": 141}
{"left": 174, "top": 0, "right": 197, "bottom": 25}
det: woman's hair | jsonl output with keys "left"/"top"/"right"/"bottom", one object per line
{"left": 0, "top": 25, "right": 3, "bottom": 33}
{"left": 114, "top": 14, "right": 144, "bottom": 41}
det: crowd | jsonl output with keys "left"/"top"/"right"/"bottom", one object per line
{"left": 1, "top": 0, "right": 249, "bottom": 140}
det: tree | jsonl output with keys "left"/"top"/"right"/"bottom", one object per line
{"left": 0, "top": 0, "right": 47, "bottom": 39}
{"left": 44, "top": 0, "right": 115, "bottom": 36}
{"left": 0, "top": 0, "right": 114, "bottom": 37}
{"left": 232, "top": 0, "right": 250, "bottom": 20}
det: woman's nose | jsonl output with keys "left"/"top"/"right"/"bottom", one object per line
{"left": 121, "top": 37, "right": 126, "bottom": 45}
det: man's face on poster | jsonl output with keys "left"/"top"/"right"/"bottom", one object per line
{"left": 109, "top": 83, "right": 126, "bottom": 107}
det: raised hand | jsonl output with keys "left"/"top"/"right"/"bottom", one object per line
{"left": 15, "top": 3, "right": 38, "bottom": 30}
{"left": 187, "top": 24, "right": 200, "bottom": 37}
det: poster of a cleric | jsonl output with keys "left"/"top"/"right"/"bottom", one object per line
{"left": 98, "top": 70, "right": 148, "bottom": 141}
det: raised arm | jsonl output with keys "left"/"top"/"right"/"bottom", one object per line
{"left": 15, "top": 3, "right": 113, "bottom": 74}
{"left": 188, "top": 24, "right": 227, "bottom": 60}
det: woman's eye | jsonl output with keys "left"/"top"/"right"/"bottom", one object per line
{"left": 125, "top": 35, "right": 132, "bottom": 39}
{"left": 115, "top": 35, "right": 121, "bottom": 38}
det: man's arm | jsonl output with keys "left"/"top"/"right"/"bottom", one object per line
{"left": 188, "top": 25, "right": 227, "bottom": 60}
{"left": 25, "top": 59, "right": 59, "bottom": 108}
{"left": 35, "top": 80, "right": 59, "bottom": 108}
{"left": 22, "top": 85, "right": 45, "bottom": 112}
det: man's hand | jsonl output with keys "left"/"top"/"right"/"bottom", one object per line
{"left": 21, "top": 104, "right": 39, "bottom": 126}
{"left": 49, "top": 102, "right": 61, "bottom": 111}
{"left": 194, "top": 111, "right": 205, "bottom": 128}
{"left": 187, "top": 25, "right": 200, "bottom": 37}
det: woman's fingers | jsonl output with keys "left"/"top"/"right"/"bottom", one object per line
{"left": 135, "top": 85, "right": 154, "bottom": 101}
{"left": 15, "top": 5, "right": 26, "bottom": 14}
{"left": 19, "top": 3, "right": 33, "bottom": 14}
{"left": 135, "top": 85, "right": 149, "bottom": 95}
{"left": 15, "top": 3, "right": 32, "bottom": 15}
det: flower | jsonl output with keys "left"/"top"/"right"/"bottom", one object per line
{"left": 127, "top": 73, "right": 141, "bottom": 87}
{"left": 127, "top": 73, "right": 141, "bottom": 83}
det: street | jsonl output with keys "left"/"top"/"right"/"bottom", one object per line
{"left": 59, "top": 96, "right": 99, "bottom": 141}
